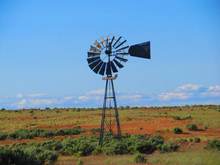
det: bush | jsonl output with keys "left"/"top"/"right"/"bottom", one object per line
{"left": 102, "top": 140, "right": 129, "bottom": 155}
{"left": 159, "top": 142, "right": 179, "bottom": 153}
{"left": 61, "top": 137, "right": 97, "bottom": 156}
{"left": 173, "top": 115, "right": 192, "bottom": 120}
{"left": 56, "top": 127, "right": 82, "bottom": 136}
{"left": 148, "top": 135, "right": 164, "bottom": 147}
{"left": 0, "top": 132, "right": 7, "bottom": 140}
{"left": 40, "top": 140, "right": 63, "bottom": 151}
{"left": 206, "top": 139, "right": 220, "bottom": 151}
{"left": 0, "top": 147, "right": 41, "bottom": 165}
{"left": 134, "top": 153, "right": 147, "bottom": 163}
{"left": 0, "top": 134, "right": 177, "bottom": 163}
{"left": 135, "top": 140, "right": 156, "bottom": 154}
{"left": 186, "top": 124, "right": 198, "bottom": 131}
{"left": 173, "top": 127, "right": 183, "bottom": 134}
{"left": 4, "top": 127, "right": 83, "bottom": 140}
{"left": 92, "top": 146, "right": 102, "bottom": 155}
{"left": 193, "top": 137, "right": 201, "bottom": 143}
{"left": 9, "top": 129, "right": 34, "bottom": 139}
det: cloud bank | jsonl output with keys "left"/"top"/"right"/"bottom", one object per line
{"left": 0, "top": 83, "right": 219, "bottom": 109}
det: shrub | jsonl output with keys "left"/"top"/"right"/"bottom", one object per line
{"left": 40, "top": 140, "right": 63, "bottom": 151}
{"left": 173, "top": 127, "right": 183, "bottom": 134}
{"left": 173, "top": 116, "right": 181, "bottom": 120}
{"left": 0, "top": 147, "right": 41, "bottom": 165}
{"left": 92, "top": 146, "right": 102, "bottom": 155}
{"left": 0, "top": 132, "right": 7, "bottom": 140}
{"left": 193, "top": 137, "right": 201, "bottom": 143}
{"left": 56, "top": 127, "right": 82, "bottom": 136}
{"left": 134, "top": 153, "right": 147, "bottom": 163}
{"left": 61, "top": 137, "right": 97, "bottom": 156}
{"left": 206, "top": 139, "right": 220, "bottom": 151}
{"left": 176, "top": 138, "right": 188, "bottom": 143}
{"left": 186, "top": 124, "right": 198, "bottom": 131}
{"left": 159, "top": 142, "right": 179, "bottom": 153}
{"left": 135, "top": 141, "right": 156, "bottom": 154}
{"left": 148, "top": 135, "right": 164, "bottom": 147}
{"left": 102, "top": 139, "right": 129, "bottom": 155}
{"left": 9, "top": 129, "right": 34, "bottom": 139}
{"left": 173, "top": 115, "right": 192, "bottom": 120}
{"left": 4, "top": 127, "right": 83, "bottom": 140}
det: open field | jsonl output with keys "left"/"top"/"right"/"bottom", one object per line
{"left": 0, "top": 105, "right": 220, "bottom": 165}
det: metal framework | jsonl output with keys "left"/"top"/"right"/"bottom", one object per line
{"left": 99, "top": 75, "right": 121, "bottom": 145}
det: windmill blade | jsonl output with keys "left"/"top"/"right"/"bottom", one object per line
{"left": 93, "top": 61, "right": 103, "bottom": 73}
{"left": 90, "top": 45, "right": 101, "bottom": 53}
{"left": 94, "top": 40, "right": 102, "bottom": 49}
{"left": 113, "top": 59, "right": 124, "bottom": 68}
{"left": 100, "top": 37, "right": 106, "bottom": 48}
{"left": 128, "top": 41, "right": 151, "bottom": 59}
{"left": 87, "top": 56, "right": 100, "bottom": 64}
{"left": 99, "top": 63, "right": 106, "bottom": 75}
{"left": 106, "top": 36, "right": 110, "bottom": 46}
{"left": 115, "top": 56, "right": 128, "bottom": 62}
{"left": 89, "top": 59, "right": 101, "bottom": 70}
{"left": 110, "top": 61, "right": 118, "bottom": 73}
{"left": 113, "top": 36, "right": 122, "bottom": 48}
{"left": 106, "top": 62, "right": 112, "bottom": 75}
{"left": 116, "top": 45, "right": 129, "bottom": 52}
{"left": 115, "top": 40, "right": 127, "bottom": 49}
{"left": 88, "top": 52, "right": 100, "bottom": 58}
{"left": 110, "top": 36, "right": 115, "bottom": 46}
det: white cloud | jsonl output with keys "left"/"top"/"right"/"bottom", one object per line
{"left": 77, "top": 89, "right": 104, "bottom": 102}
{"left": 17, "top": 99, "right": 27, "bottom": 107}
{"left": 78, "top": 95, "right": 90, "bottom": 101}
{"left": 29, "top": 98, "right": 58, "bottom": 105}
{"left": 202, "top": 85, "right": 220, "bottom": 97}
{"left": 158, "top": 83, "right": 220, "bottom": 102}
{"left": 63, "top": 96, "right": 74, "bottom": 100}
{"left": 119, "top": 94, "right": 143, "bottom": 100}
{"left": 1, "top": 84, "right": 220, "bottom": 109}
{"left": 158, "top": 92, "right": 190, "bottom": 101}
{"left": 177, "top": 83, "right": 201, "bottom": 91}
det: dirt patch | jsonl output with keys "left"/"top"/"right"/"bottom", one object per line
{"left": 121, "top": 117, "right": 189, "bottom": 134}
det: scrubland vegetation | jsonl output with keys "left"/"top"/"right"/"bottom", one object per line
{"left": 0, "top": 105, "right": 219, "bottom": 165}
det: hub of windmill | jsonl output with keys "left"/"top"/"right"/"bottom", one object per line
{"left": 105, "top": 49, "right": 112, "bottom": 55}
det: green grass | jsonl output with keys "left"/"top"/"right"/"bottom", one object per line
{"left": 148, "top": 150, "right": 220, "bottom": 165}
{"left": 56, "top": 150, "right": 220, "bottom": 165}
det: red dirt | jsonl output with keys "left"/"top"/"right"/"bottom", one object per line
{"left": 0, "top": 117, "right": 219, "bottom": 145}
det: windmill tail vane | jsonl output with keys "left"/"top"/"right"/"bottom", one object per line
{"left": 87, "top": 35, "right": 151, "bottom": 145}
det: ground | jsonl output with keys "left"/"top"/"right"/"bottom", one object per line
{"left": 0, "top": 105, "right": 220, "bottom": 165}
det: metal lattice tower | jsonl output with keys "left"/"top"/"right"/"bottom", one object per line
{"left": 99, "top": 75, "right": 121, "bottom": 145}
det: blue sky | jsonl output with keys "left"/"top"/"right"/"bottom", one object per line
{"left": 0, "top": 0, "right": 219, "bottom": 109}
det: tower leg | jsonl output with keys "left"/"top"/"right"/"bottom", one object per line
{"left": 110, "top": 79, "right": 121, "bottom": 137}
{"left": 99, "top": 79, "right": 108, "bottom": 145}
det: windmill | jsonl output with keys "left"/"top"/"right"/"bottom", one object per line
{"left": 87, "top": 35, "right": 151, "bottom": 145}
